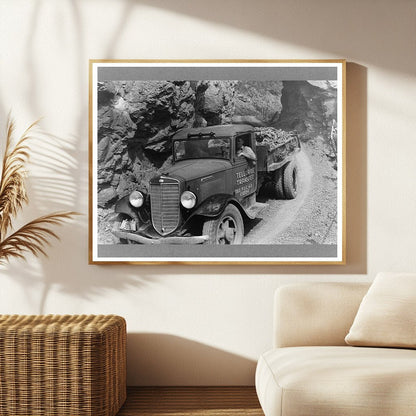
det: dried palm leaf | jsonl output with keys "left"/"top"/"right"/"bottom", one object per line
{"left": 0, "top": 117, "right": 39, "bottom": 239}
{"left": 0, "top": 212, "right": 78, "bottom": 265}
{"left": 0, "top": 115, "right": 79, "bottom": 264}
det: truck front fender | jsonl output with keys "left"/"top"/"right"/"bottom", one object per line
{"left": 114, "top": 196, "right": 140, "bottom": 222}
{"left": 191, "top": 194, "right": 240, "bottom": 218}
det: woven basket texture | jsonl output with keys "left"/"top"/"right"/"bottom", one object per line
{"left": 0, "top": 314, "right": 126, "bottom": 416}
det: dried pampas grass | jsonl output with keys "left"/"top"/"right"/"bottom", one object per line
{"left": 0, "top": 116, "right": 78, "bottom": 265}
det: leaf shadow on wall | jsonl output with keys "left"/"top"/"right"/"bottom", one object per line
{"left": 126, "top": 333, "right": 257, "bottom": 386}
{"left": 0, "top": 127, "right": 157, "bottom": 314}
{"left": 0, "top": 0, "right": 160, "bottom": 313}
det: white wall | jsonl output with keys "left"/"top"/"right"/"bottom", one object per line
{"left": 0, "top": 0, "right": 415, "bottom": 385}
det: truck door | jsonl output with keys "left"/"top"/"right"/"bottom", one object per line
{"left": 232, "top": 133, "right": 257, "bottom": 202}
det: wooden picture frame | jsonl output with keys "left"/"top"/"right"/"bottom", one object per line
{"left": 89, "top": 60, "right": 346, "bottom": 264}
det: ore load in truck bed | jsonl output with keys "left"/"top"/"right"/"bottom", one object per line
{"left": 254, "top": 127, "right": 301, "bottom": 172}
{"left": 254, "top": 127, "right": 298, "bottom": 150}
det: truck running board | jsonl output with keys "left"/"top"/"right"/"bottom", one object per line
{"left": 245, "top": 202, "right": 268, "bottom": 219}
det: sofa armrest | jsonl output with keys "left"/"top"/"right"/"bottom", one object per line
{"left": 273, "top": 282, "right": 370, "bottom": 348}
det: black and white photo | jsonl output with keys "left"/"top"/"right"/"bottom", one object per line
{"left": 89, "top": 60, "right": 345, "bottom": 264}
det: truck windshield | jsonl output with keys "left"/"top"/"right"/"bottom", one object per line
{"left": 173, "top": 137, "right": 231, "bottom": 161}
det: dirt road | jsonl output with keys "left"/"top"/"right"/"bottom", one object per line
{"left": 243, "top": 143, "right": 338, "bottom": 245}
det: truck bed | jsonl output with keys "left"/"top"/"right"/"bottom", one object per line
{"left": 255, "top": 128, "right": 301, "bottom": 173}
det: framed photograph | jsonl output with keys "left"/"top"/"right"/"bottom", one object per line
{"left": 89, "top": 60, "right": 345, "bottom": 264}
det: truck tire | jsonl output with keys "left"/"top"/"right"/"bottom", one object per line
{"left": 202, "top": 204, "right": 244, "bottom": 245}
{"left": 282, "top": 160, "right": 298, "bottom": 199}
{"left": 273, "top": 168, "right": 285, "bottom": 199}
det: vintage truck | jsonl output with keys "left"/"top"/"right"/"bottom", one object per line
{"left": 112, "top": 124, "right": 301, "bottom": 245}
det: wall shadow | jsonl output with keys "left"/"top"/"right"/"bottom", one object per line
{"left": 127, "top": 333, "right": 257, "bottom": 386}
{"left": 344, "top": 63, "right": 368, "bottom": 274}
{"left": 0, "top": 1, "right": 159, "bottom": 312}
{"left": 0, "top": 125, "right": 160, "bottom": 313}
{"left": 135, "top": 0, "right": 414, "bottom": 77}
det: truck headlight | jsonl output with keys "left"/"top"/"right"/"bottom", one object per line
{"left": 129, "top": 191, "right": 144, "bottom": 208}
{"left": 180, "top": 191, "right": 197, "bottom": 209}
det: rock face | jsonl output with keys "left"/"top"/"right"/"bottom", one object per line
{"left": 274, "top": 81, "right": 337, "bottom": 139}
{"left": 234, "top": 81, "right": 283, "bottom": 125}
{"left": 96, "top": 80, "right": 242, "bottom": 206}
{"left": 97, "top": 80, "right": 195, "bottom": 204}
{"left": 194, "top": 81, "right": 236, "bottom": 126}
{"left": 96, "top": 79, "right": 338, "bottom": 210}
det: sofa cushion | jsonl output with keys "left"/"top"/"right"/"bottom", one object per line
{"left": 345, "top": 272, "right": 416, "bottom": 348}
{"left": 274, "top": 283, "right": 370, "bottom": 348}
{"left": 256, "top": 346, "right": 416, "bottom": 416}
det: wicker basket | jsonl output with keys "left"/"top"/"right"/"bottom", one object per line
{"left": 0, "top": 314, "right": 126, "bottom": 416}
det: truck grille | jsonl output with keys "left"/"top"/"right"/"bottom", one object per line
{"left": 150, "top": 178, "right": 180, "bottom": 236}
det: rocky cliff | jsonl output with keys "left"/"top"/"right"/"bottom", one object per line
{"left": 97, "top": 80, "right": 239, "bottom": 207}
{"left": 273, "top": 80, "right": 337, "bottom": 138}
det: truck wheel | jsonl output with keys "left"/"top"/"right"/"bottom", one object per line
{"left": 273, "top": 168, "right": 285, "bottom": 199}
{"left": 202, "top": 204, "right": 244, "bottom": 245}
{"left": 282, "top": 160, "right": 298, "bottom": 199}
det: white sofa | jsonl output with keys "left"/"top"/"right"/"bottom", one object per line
{"left": 255, "top": 282, "right": 416, "bottom": 416}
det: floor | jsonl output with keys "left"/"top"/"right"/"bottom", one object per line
{"left": 117, "top": 386, "right": 264, "bottom": 416}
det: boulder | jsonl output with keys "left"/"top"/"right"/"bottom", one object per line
{"left": 234, "top": 81, "right": 283, "bottom": 125}
{"left": 97, "top": 187, "right": 118, "bottom": 208}
{"left": 195, "top": 81, "right": 236, "bottom": 126}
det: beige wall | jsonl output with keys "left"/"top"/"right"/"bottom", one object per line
{"left": 0, "top": 0, "right": 415, "bottom": 385}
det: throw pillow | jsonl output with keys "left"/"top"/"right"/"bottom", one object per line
{"left": 345, "top": 272, "right": 416, "bottom": 348}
